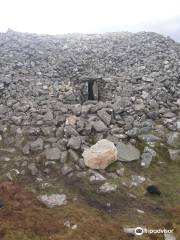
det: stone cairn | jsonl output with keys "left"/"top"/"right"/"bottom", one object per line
{"left": 0, "top": 29, "right": 179, "bottom": 184}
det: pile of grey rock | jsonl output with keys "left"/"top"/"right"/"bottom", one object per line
{"left": 0, "top": 30, "right": 179, "bottom": 181}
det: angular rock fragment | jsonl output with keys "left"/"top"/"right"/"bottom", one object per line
{"left": 82, "top": 139, "right": 117, "bottom": 169}
{"left": 167, "top": 132, "right": 180, "bottom": 148}
{"left": 141, "top": 147, "right": 156, "bottom": 167}
{"left": 45, "top": 147, "right": 61, "bottom": 160}
{"left": 141, "top": 152, "right": 153, "bottom": 167}
{"left": 28, "top": 163, "right": 38, "bottom": 176}
{"left": 117, "top": 142, "right": 140, "bottom": 162}
{"left": 38, "top": 194, "right": 67, "bottom": 208}
{"left": 92, "top": 120, "right": 108, "bottom": 132}
{"left": 68, "top": 136, "right": 81, "bottom": 150}
{"left": 65, "top": 115, "right": 77, "bottom": 125}
{"left": 138, "top": 134, "right": 161, "bottom": 144}
{"left": 68, "top": 149, "right": 79, "bottom": 163}
{"left": 99, "top": 182, "right": 117, "bottom": 193}
{"left": 61, "top": 164, "right": 73, "bottom": 176}
{"left": 97, "top": 109, "right": 111, "bottom": 126}
{"left": 168, "top": 149, "right": 180, "bottom": 161}
{"left": 89, "top": 171, "right": 106, "bottom": 183}
{"left": 30, "top": 138, "right": 44, "bottom": 152}
{"left": 130, "top": 175, "right": 146, "bottom": 187}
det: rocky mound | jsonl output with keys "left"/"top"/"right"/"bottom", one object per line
{"left": 0, "top": 30, "right": 179, "bottom": 201}
{"left": 0, "top": 30, "right": 179, "bottom": 240}
{"left": 0, "top": 29, "right": 180, "bottom": 103}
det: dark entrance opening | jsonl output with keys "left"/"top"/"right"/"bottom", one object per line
{"left": 88, "top": 80, "right": 94, "bottom": 100}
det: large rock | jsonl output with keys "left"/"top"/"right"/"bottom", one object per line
{"left": 82, "top": 139, "right": 117, "bottom": 169}
{"left": 117, "top": 142, "right": 140, "bottom": 162}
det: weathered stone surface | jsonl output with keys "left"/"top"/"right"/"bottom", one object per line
{"left": 28, "top": 163, "right": 38, "bottom": 176}
{"left": 38, "top": 194, "right": 67, "bottom": 208}
{"left": 164, "top": 233, "right": 176, "bottom": 240}
{"left": 117, "top": 142, "right": 140, "bottom": 162}
{"left": 82, "top": 139, "right": 117, "bottom": 169}
{"left": 45, "top": 147, "right": 61, "bottom": 160}
{"left": 68, "top": 149, "right": 79, "bottom": 163}
{"left": 97, "top": 109, "right": 111, "bottom": 126}
{"left": 68, "top": 136, "right": 81, "bottom": 150}
{"left": 43, "top": 111, "right": 53, "bottom": 121}
{"left": 61, "top": 164, "right": 73, "bottom": 176}
{"left": 130, "top": 175, "right": 146, "bottom": 187}
{"left": 167, "top": 132, "right": 180, "bottom": 148}
{"left": 41, "top": 127, "right": 55, "bottom": 137}
{"left": 89, "top": 171, "right": 106, "bottom": 183}
{"left": 30, "top": 138, "right": 44, "bottom": 152}
{"left": 168, "top": 149, "right": 180, "bottom": 161}
{"left": 99, "top": 182, "right": 117, "bottom": 193}
{"left": 138, "top": 134, "right": 161, "bottom": 143}
{"left": 133, "top": 102, "right": 145, "bottom": 111}
{"left": 92, "top": 120, "right": 108, "bottom": 132}
{"left": 65, "top": 115, "right": 77, "bottom": 125}
{"left": 141, "top": 152, "right": 153, "bottom": 168}
{"left": 141, "top": 147, "right": 156, "bottom": 167}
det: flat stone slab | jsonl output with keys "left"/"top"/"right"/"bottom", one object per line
{"left": 45, "top": 147, "right": 61, "bottom": 160}
{"left": 117, "top": 142, "right": 140, "bottom": 162}
{"left": 38, "top": 194, "right": 67, "bottom": 208}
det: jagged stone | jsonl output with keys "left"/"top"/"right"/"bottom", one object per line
{"left": 82, "top": 139, "right": 117, "bottom": 169}
{"left": 61, "top": 164, "right": 73, "bottom": 176}
{"left": 28, "top": 163, "right": 38, "bottom": 176}
{"left": 130, "top": 175, "right": 146, "bottom": 187}
{"left": 68, "top": 149, "right": 79, "bottom": 163}
{"left": 168, "top": 149, "right": 180, "bottom": 161}
{"left": 45, "top": 147, "right": 61, "bottom": 160}
{"left": 167, "top": 132, "right": 180, "bottom": 148}
{"left": 99, "top": 182, "right": 117, "bottom": 193}
{"left": 97, "top": 109, "right": 111, "bottom": 126}
{"left": 89, "top": 171, "right": 106, "bottom": 183}
{"left": 30, "top": 138, "right": 44, "bottom": 152}
{"left": 92, "top": 120, "right": 108, "bottom": 132}
{"left": 138, "top": 134, "right": 161, "bottom": 143}
{"left": 141, "top": 147, "right": 156, "bottom": 167}
{"left": 117, "top": 142, "right": 140, "bottom": 162}
{"left": 67, "top": 136, "right": 81, "bottom": 150}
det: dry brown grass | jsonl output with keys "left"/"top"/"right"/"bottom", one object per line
{"left": 0, "top": 181, "right": 132, "bottom": 240}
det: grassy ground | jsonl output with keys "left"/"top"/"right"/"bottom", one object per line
{"left": 0, "top": 137, "right": 179, "bottom": 239}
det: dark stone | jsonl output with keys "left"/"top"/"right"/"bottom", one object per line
{"left": 146, "top": 185, "right": 161, "bottom": 195}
